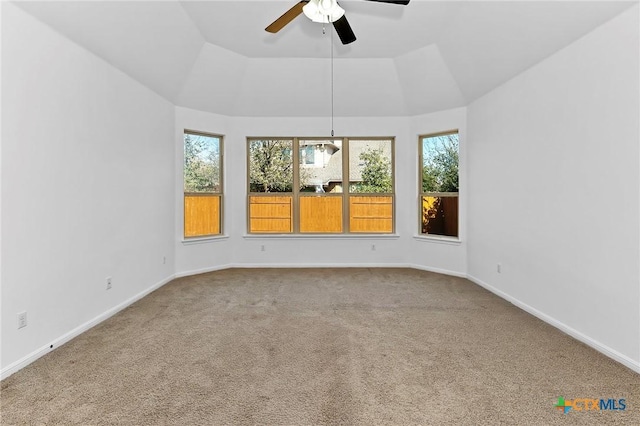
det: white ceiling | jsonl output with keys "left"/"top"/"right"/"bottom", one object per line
{"left": 13, "top": 0, "right": 636, "bottom": 116}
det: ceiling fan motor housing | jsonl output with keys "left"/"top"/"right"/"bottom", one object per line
{"left": 266, "top": 0, "right": 410, "bottom": 45}
{"left": 303, "top": 0, "right": 345, "bottom": 24}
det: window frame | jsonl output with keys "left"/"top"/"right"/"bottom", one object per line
{"left": 247, "top": 136, "right": 395, "bottom": 235}
{"left": 418, "top": 130, "right": 459, "bottom": 240}
{"left": 183, "top": 129, "right": 224, "bottom": 239}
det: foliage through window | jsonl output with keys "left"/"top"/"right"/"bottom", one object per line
{"left": 248, "top": 137, "right": 394, "bottom": 234}
{"left": 184, "top": 131, "right": 222, "bottom": 238}
{"left": 420, "top": 132, "right": 459, "bottom": 238}
{"left": 349, "top": 140, "right": 393, "bottom": 194}
{"left": 248, "top": 140, "right": 294, "bottom": 193}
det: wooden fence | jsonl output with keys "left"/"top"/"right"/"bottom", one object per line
{"left": 184, "top": 194, "right": 220, "bottom": 237}
{"left": 249, "top": 196, "right": 293, "bottom": 233}
{"left": 248, "top": 194, "right": 393, "bottom": 233}
{"left": 421, "top": 195, "right": 458, "bottom": 237}
{"left": 349, "top": 196, "right": 393, "bottom": 233}
{"left": 299, "top": 196, "right": 343, "bottom": 233}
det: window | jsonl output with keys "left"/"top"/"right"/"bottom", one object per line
{"left": 419, "top": 131, "right": 459, "bottom": 238}
{"left": 300, "top": 143, "right": 316, "bottom": 166}
{"left": 248, "top": 139, "right": 294, "bottom": 233}
{"left": 183, "top": 131, "right": 222, "bottom": 238}
{"left": 348, "top": 139, "right": 394, "bottom": 233}
{"left": 248, "top": 137, "right": 394, "bottom": 234}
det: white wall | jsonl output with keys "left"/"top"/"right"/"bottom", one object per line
{"left": 467, "top": 5, "right": 640, "bottom": 369}
{"left": 174, "top": 107, "right": 233, "bottom": 275}
{"left": 1, "top": 3, "right": 175, "bottom": 375}
{"left": 4, "top": 1, "right": 637, "bottom": 378}
{"left": 174, "top": 108, "right": 468, "bottom": 277}
{"left": 410, "top": 108, "right": 467, "bottom": 275}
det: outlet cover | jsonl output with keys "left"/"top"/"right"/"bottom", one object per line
{"left": 18, "top": 312, "right": 27, "bottom": 329}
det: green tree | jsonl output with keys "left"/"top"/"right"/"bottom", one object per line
{"left": 249, "top": 140, "right": 294, "bottom": 192}
{"left": 184, "top": 134, "right": 220, "bottom": 192}
{"left": 422, "top": 134, "right": 458, "bottom": 192}
{"left": 351, "top": 148, "right": 392, "bottom": 193}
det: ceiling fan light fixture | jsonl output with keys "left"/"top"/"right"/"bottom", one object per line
{"left": 303, "top": 0, "right": 345, "bottom": 24}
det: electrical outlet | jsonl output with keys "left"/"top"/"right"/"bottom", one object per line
{"left": 17, "top": 312, "right": 27, "bottom": 329}
{"left": 106, "top": 277, "right": 112, "bottom": 290}
{"left": 163, "top": 256, "right": 166, "bottom": 265}
{"left": 371, "top": 244, "right": 376, "bottom": 251}
{"left": 497, "top": 263, "right": 502, "bottom": 274}
{"left": 260, "top": 245, "right": 266, "bottom": 252}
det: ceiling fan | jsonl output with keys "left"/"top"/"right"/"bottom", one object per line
{"left": 266, "top": 0, "right": 410, "bottom": 45}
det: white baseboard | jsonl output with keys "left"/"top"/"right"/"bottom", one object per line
{"left": 408, "top": 263, "right": 468, "bottom": 278}
{"left": 174, "top": 264, "right": 234, "bottom": 278}
{"left": 176, "top": 262, "right": 467, "bottom": 277}
{"left": 0, "top": 274, "right": 176, "bottom": 380}
{"left": 2, "top": 263, "right": 466, "bottom": 379}
{"left": 174, "top": 261, "right": 410, "bottom": 279}
{"left": 5, "top": 267, "right": 637, "bottom": 379}
{"left": 467, "top": 274, "right": 640, "bottom": 374}
{"left": 232, "top": 262, "right": 411, "bottom": 269}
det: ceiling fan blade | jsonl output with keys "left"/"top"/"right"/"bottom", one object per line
{"left": 364, "top": 0, "right": 410, "bottom": 5}
{"left": 333, "top": 15, "right": 356, "bottom": 45}
{"left": 265, "top": 1, "right": 308, "bottom": 33}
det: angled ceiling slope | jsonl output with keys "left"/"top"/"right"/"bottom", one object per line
{"left": 13, "top": 0, "right": 637, "bottom": 117}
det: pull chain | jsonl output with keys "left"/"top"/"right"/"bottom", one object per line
{"left": 330, "top": 25, "right": 334, "bottom": 137}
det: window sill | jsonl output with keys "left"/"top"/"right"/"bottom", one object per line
{"left": 413, "top": 235, "right": 462, "bottom": 246}
{"left": 243, "top": 234, "right": 400, "bottom": 240}
{"left": 182, "top": 235, "right": 230, "bottom": 245}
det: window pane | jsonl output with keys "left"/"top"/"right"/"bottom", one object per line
{"left": 349, "top": 195, "right": 393, "bottom": 233}
{"left": 184, "top": 133, "right": 221, "bottom": 193}
{"left": 299, "top": 196, "right": 342, "bottom": 233}
{"left": 249, "top": 195, "right": 293, "bottom": 233}
{"left": 420, "top": 132, "right": 459, "bottom": 237}
{"left": 421, "top": 133, "right": 458, "bottom": 193}
{"left": 184, "top": 194, "right": 220, "bottom": 237}
{"left": 249, "top": 140, "right": 293, "bottom": 192}
{"left": 246, "top": 136, "right": 395, "bottom": 235}
{"left": 299, "top": 139, "right": 343, "bottom": 193}
{"left": 300, "top": 144, "right": 315, "bottom": 165}
{"left": 184, "top": 132, "right": 222, "bottom": 238}
{"left": 349, "top": 139, "right": 393, "bottom": 193}
{"left": 421, "top": 195, "right": 458, "bottom": 237}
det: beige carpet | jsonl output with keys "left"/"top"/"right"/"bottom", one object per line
{"left": 1, "top": 268, "right": 638, "bottom": 425}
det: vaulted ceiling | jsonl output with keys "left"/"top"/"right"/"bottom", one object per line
{"left": 14, "top": 0, "right": 635, "bottom": 117}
